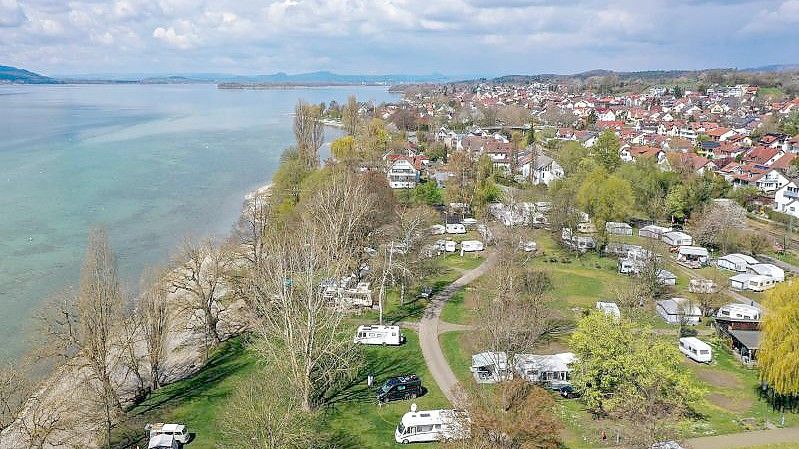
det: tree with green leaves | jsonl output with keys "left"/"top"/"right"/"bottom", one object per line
{"left": 592, "top": 130, "right": 622, "bottom": 172}
{"left": 759, "top": 281, "right": 799, "bottom": 405}
{"left": 576, "top": 167, "right": 634, "bottom": 229}
{"left": 411, "top": 181, "right": 443, "bottom": 206}
{"left": 571, "top": 313, "right": 702, "bottom": 447}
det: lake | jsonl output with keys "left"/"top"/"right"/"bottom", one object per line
{"left": 0, "top": 83, "right": 397, "bottom": 359}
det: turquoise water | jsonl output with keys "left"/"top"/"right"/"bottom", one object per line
{"left": 0, "top": 84, "right": 396, "bottom": 359}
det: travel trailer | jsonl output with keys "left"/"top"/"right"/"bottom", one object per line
{"left": 717, "top": 253, "right": 758, "bottom": 272}
{"left": 662, "top": 231, "right": 693, "bottom": 247}
{"left": 514, "top": 353, "right": 575, "bottom": 388}
{"left": 729, "top": 273, "right": 775, "bottom": 292}
{"left": 471, "top": 352, "right": 511, "bottom": 384}
{"left": 716, "top": 303, "right": 761, "bottom": 321}
{"left": 460, "top": 240, "right": 484, "bottom": 252}
{"left": 639, "top": 225, "right": 672, "bottom": 239}
{"left": 145, "top": 424, "right": 190, "bottom": 445}
{"left": 395, "top": 408, "right": 469, "bottom": 444}
{"left": 679, "top": 337, "right": 712, "bottom": 363}
{"left": 446, "top": 223, "right": 467, "bottom": 234}
{"left": 353, "top": 325, "right": 404, "bottom": 346}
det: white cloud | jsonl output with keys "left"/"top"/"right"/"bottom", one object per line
{"left": 0, "top": 0, "right": 26, "bottom": 27}
{"left": 152, "top": 21, "right": 198, "bottom": 49}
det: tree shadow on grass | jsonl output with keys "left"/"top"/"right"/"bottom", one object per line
{"left": 111, "top": 338, "right": 253, "bottom": 448}
{"left": 383, "top": 298, "right": 427, "bottom": 324}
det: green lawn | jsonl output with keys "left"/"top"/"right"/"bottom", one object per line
{"left": 111, "top": 337, "right": 259, "bottom": 449}
{"left": 439, "top": 331, "right": 473, "bottom": 384}
{"left": 322, "top": 329, "right": 450, "bottom": 448}
{"left": 440, "top": 288, "right": 470, "bottom": 324}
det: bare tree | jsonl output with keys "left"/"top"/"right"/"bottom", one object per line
{"left": 0, "top": 364, "right": 30, "bottom": 430}
{"left": 218, "top": 372, "right": 318, "bottom": 449}
{"left": 234, "top": 190, "right": 273, "bottom": 268}
{"left": 252, "top": 227, "right": 361, "bottom": 412}
{"left": 294, "top": 100, "right": 324, "bottom": 169}
{"left": 341, "top": 95, "right": 360, "bottom": 136}
{"left": 171, "top": 239, "right": 233, "bottom": 358}
{"left": 139, "top": 271, "right": 171, "bottom": 390}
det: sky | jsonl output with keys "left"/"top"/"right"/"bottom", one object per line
{"left": 0, "top": 0, "right": 798, "bottom": 76}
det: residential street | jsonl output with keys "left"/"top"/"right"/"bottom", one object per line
{"left": 418, "top": 251, "right": 497, "bottom": 404}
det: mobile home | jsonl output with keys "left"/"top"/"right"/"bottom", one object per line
{"left": 514, "top": 353, "right": 575, "bottom": 388}
{"left": 605, "top": 222, "right": 633, "bottom": 236}
{"left": 679, "top": 337, "right": 712, "bottom": 363}
{"left": 748, "top": 263, "right": 785, "bottom": 282}
{"left": 676, "top": 246, "right": 709, "bottom": 268}
{"left": 656, "top": 298, "right": 701, "bottom": 325}
{"left": 662, "top": 231, "right": 693, "bottom": 247}
{"left": 657, "top": 269, "right": 677, "bottom": 286}
{"left": 395, "top": 409, "right": 469, "bottom": 444}
{"left": 729, "top": 273, "right": 775, "bottom": 292}
{"left": 446, "top": 223, "right": 467, "bottom": 234}
{"left": 460, "top": 240, "right": 484, "bottom": 252}
{"left": 353, "top": 325, "right": 404, "bottom": 346}
{"left": 470, "top": 352, "right": 511, "bottom": 384}
{"left": 717, "top": 253, "right": 758, "bottom": 272}
{"left": 639, "top": 225, "right": 672, "bottom": 239}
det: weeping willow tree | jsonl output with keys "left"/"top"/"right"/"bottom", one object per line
{"left": 759, "top": 281, "right": 799, "bottom": 410}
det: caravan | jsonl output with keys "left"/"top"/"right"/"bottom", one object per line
{"left": 460, "top": 240, "right": 484, "bottom": 252}
{"left": 354, "top": 325, "right": 404, "bottom": 346}
{"left": 395, "top": 408, "right": 469, "bottom": 444}
{"left": 679, "top": 337, "right": 712, "bottom": 363}
{"left": 446, "top": 223, "right": 467, "bottom": 234}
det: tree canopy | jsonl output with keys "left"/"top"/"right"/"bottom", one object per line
{"left": 759, "top": 281, "right": 799, "bottom": 397}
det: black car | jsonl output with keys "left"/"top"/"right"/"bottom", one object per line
{"left": 558, "top": 385, "right": 579, "bottom": 399}
{"left": 376, "top": 374, "right": 423, "bottom": 403}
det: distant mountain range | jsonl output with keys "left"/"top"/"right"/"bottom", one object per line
{"left": 2, "top": 63, "right": 798, "bottom": 85}
{"left": 0, "top": 65, "right": 57, "bottom": 84}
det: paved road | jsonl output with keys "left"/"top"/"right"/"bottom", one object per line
{"left": 419, "top": 251, "right": 498, "bottom": 404}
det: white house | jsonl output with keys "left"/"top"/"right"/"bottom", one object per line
{"left": 773, "top": 181, "right": 799, "bottom": 218}
{"left": 520, "top": 154, "right": 564, "bottom": 186}
{"left": 656, "top": 297, "right": 702, "bottom": 325}
{"left": 387, "top": 158, "right": 420, "bottom": 189}
{"left": 662, "top": 231, "right": 693, "bottom": 247}
{"left": 717, "top": 253, "right": 759, "bottom": 272}
{"left": 753, "top": 169, "right": 789, "bottom": 193}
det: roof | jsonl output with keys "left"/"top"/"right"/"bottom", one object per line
{"left": 729, "top": 329, "right": 761, "bottom": 350}
{"left": 400, "top": 409, "right": 460, "bottom": 427}
{"left": 515, "top": 352, "right": 575, "bottom": 372}
{"left": 664, "top": 231, "right": 692, "bottom": 240}
{"left": 719, "top": 253, "right": 759, "bottom": 265}
{"left": 148, "top": 435, "right": 176, "bottom": 449}
{"left": 657, "top": 298, "right": 701, "bottom": 315}
{"left": 471, "top": 351, "right": 508, "bottom": 369}
{"left": 678, "top": 246, "right": 708, "bottom": 256}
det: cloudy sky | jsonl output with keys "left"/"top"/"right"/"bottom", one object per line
{"left": 0, "top": 0, "right": 797, "bottom": 76}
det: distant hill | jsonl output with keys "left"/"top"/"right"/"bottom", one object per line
{"left": 0, "top": 65, "right": 57, "bottom": 84}
{"left": 60, "top": 71, "right": 454, "bottom": 85}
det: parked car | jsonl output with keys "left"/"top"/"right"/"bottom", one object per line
{"left": 377, "top": 374, "right": 423, "bottom": 403}
{"left": 417, "top": 286, "right": 432, "bottom": 299}
{"left": 558, "top": 385, "right": 579, "bottom": 399}
{"left": 146, "top": 423, "right": 189, "bottom": 448}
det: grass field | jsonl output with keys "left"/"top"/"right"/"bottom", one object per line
{"left": 112, "top": 337, "right": 259, "bottom": 448}
{"left": 439, "top": 331, "right": 473, "bottom": 384}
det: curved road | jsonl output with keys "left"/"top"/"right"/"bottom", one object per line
{"left": 419, "top": 251, "right": 497, "bottom": 404}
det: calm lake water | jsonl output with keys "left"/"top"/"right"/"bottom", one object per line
{"left": 0, "top": 83, "right": 396, "bottom": 359}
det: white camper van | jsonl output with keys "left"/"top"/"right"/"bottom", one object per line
{"left": 395, "top": 408, "right": 469, "bottom": 444}
{"left": 460, "top": 240, "right": 484, "bottom": 252}
{"left": 679, "top": 337, "right": 712, "bottom": 363}
{"left": 446, "top": 223, "right": 466, "bottom": 234}
{"left": 145, "top": 424, "right": 190, "bottom": 445}
{"left": 354, "top": 325, "right": 404, "bottom": 346}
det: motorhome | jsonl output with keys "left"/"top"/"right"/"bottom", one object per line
{"left": 446, "top": 223, "right": 467, "bottom": 234}
{"left": 354, "top": 325, "right": 404, "bottom": 346}
{"left": 395, "top": 408, "right": 469, "bottom": 444}
{"left": 460, "top": 240, "right": 484, "bottom": 252}
{"left": 145, "top": 424, "right": 189, "bottom": 445}
{"left": 679, "top": 337, "right": 712, "bottom": 363}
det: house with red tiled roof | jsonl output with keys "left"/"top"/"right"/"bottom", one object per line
{"left": 743, "top": 146, "right": 785, "bottom": 166}
{"left": 706, "top": 127, "right": 736, "bottom": 142}
{"left": 668, "top": 152, "right": 717, "bottom": 175}
{"left": 620, "top": 146, "right": 670, "bottom": 169}
{"left": 770, "top": 153, "right": 797, "bottom": 171}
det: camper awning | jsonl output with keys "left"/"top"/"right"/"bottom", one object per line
{"left": 472, "top": 352, "right": 508, "bottom": 369}
{"left": 729, "top": 329, "right": 761, "bottom": 350}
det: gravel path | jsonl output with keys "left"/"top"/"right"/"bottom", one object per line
{"left": 418, "top": 251, "right": 497, "bottom": 404}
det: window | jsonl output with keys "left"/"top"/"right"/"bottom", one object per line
{"left": 418, "top": 425, "right": 434, "bottom": 433}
